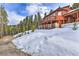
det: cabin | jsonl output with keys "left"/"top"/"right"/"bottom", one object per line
{"left": 39, "top": 5, "right": 79, "bottom": 29}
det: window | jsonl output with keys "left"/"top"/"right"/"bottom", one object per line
{"left": 58, "top": 12, "right": 62, "bottom": 16}
{"left": 63, "top": 11, "right": 67, "bottom": 14}
{"left": 53, "top": 13, "right": 55, "bottom": 16}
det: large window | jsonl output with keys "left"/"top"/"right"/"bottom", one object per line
{"left": 58, "top": 12, "right": 62, "bottom": 16}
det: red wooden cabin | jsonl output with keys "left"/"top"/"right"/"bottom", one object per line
{"left": 39, "top": 5, "right": 79, "bottom": 29}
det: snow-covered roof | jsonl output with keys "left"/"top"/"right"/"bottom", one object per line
{"left": 68, "top": 7, "right": 79, "bottom": 13}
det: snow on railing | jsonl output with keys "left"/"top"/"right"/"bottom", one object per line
{"left": 68, "top": 7, "right": 79, "bottom": 13}
{"left": 13, "top": 30, "right": 32, "bottom": 38}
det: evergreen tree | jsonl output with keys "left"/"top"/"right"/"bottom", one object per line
{"left": 34, "top": 14, "right": 38, "bottom": 28}
{"left": 44, "top": 12, "right": 47, "bottom": 17}
{"left": 72, "top": 3, "right": 79, "bottom": 30}
{"left": 49, "top": 9, "right": 53, "bottom": 14}
{"left": 25, "top": 16, "right": 29, "bottom": 31}
{"left": 37, "top": 12, "right": 41, "bottom": 28}
{"left": 0, "top": 5, "right": 8, "bottom": 38}
{"left": 16, "top": 24, "right": 20, "bottom": 33}
{"left": 28, "top": 15, "right": 33, "bottom": 30}
{"left": 72, "top": 3, "right": 79, "bottom": 9}
{"left": 31, "top": 14, "right": 37, "bottom": 32}
{"left": 22, "top": 18, "right": 26, "bottom": 32}
{"left": 20, "top": 21, "right": 23, "bottom": 32}
{"left": 73, "top": 22, "right": 78, "bottom": 30}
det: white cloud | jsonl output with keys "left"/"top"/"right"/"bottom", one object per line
{"left": 6, "top": 10, "right": 25, "bottom": 25}
{"left": 26, "top": 3, "right": 50, "bottom": 18}
{"left": 5, "top": 4, "right": 50, "bottom": 25}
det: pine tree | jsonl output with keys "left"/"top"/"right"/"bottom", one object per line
{"left": 31, "top": 14, "right": 37, "bottom": 32}
{"left": 28, "top": 15, "right": 33, "bottom": 30}
{"left": 49, "top": 9, "right": 53, "bottom": 14}
{"left": 25, "top": 16, "right": 29, "bottom": 31}
{"left": 0, "top": 5, "right": 8, "bottom": 38}
{"left": 16, "top": 23, "right": 20, "bottom": 33}
{"left": 22, "top": 18, "right": 26, "bottom": 32}
{"left": 20, "top": 21, "right": 23, "bottom": 32}
{"left": 72, "top": 3, "right": 79, "bottom": 9}
{"left": 44, "top": 12, "right": 47, "bottom": 17}
{"left": 73, "top": 22, "right": 78, "bottom": 30}
{"left": 37, "top": 12, "right": 41, "bottom": 28}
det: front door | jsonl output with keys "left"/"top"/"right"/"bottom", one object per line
{"left": 54, "top": 22, "right": 59, "bottom": 28}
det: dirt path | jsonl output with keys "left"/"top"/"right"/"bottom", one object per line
{"left": 0, "top": 36, "right": 30, "bottom": 56}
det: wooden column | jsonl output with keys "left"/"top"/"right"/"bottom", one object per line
{"left": 44, "top": 23, "right": 46, "bottom": 29}
{"left": 64, "top": 17, "right": 67, "bottom": 23}
{"left": 76, "top": 11, "right": 79, "bottom": 22}
{"left": 43, "top": 24, "right": 45, "bottom": 29}
{"left": 58, "top": 20, "right": 61, "bottom": 28}
{"left": 62, "top": 17, "right": 65, "bottom": 24}
{"left": 63, "top": 19, "right": 65, "bottom": 24}
{"left": 51, "top": 20, "right": 52, "bottom": 28}
{"left": 44, "top": 24, "right": 45, "bottom": 29}
{"left": 47, "top": 22, "right": 49, "bottom": 29}
{"left": 68, "top": 17, "right": 70, "bottom": 23}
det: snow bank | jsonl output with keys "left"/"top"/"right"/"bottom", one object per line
{"left": 13, "top": 30, "right": 32, "bottom": 38}
{"left": 62, "top": 22, "right": 79, "bottom": 28}
{"left": 12, "top": 24, "right": 79, "bottom": 56}
{"left": 13, "top": 33, "right": 22, "bottom": 38}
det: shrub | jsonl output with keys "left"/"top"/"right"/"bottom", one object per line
{"left": 73, "top": 22, "right": 77, "bottom": 30}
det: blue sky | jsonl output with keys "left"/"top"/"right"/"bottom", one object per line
{"left": 2, "top": 3, "right": 72, "bottom": 25}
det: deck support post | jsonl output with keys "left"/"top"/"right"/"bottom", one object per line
{"left": 76, "top": 12, "right": 79, "bottom": 22}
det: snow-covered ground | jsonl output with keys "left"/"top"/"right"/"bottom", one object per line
{"left": 12, "top": 23, "right": 79, "bottom": 56}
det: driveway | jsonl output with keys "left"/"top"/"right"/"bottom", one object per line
{"left": 0, "top": 36, "right": 30, "bottom": 56}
